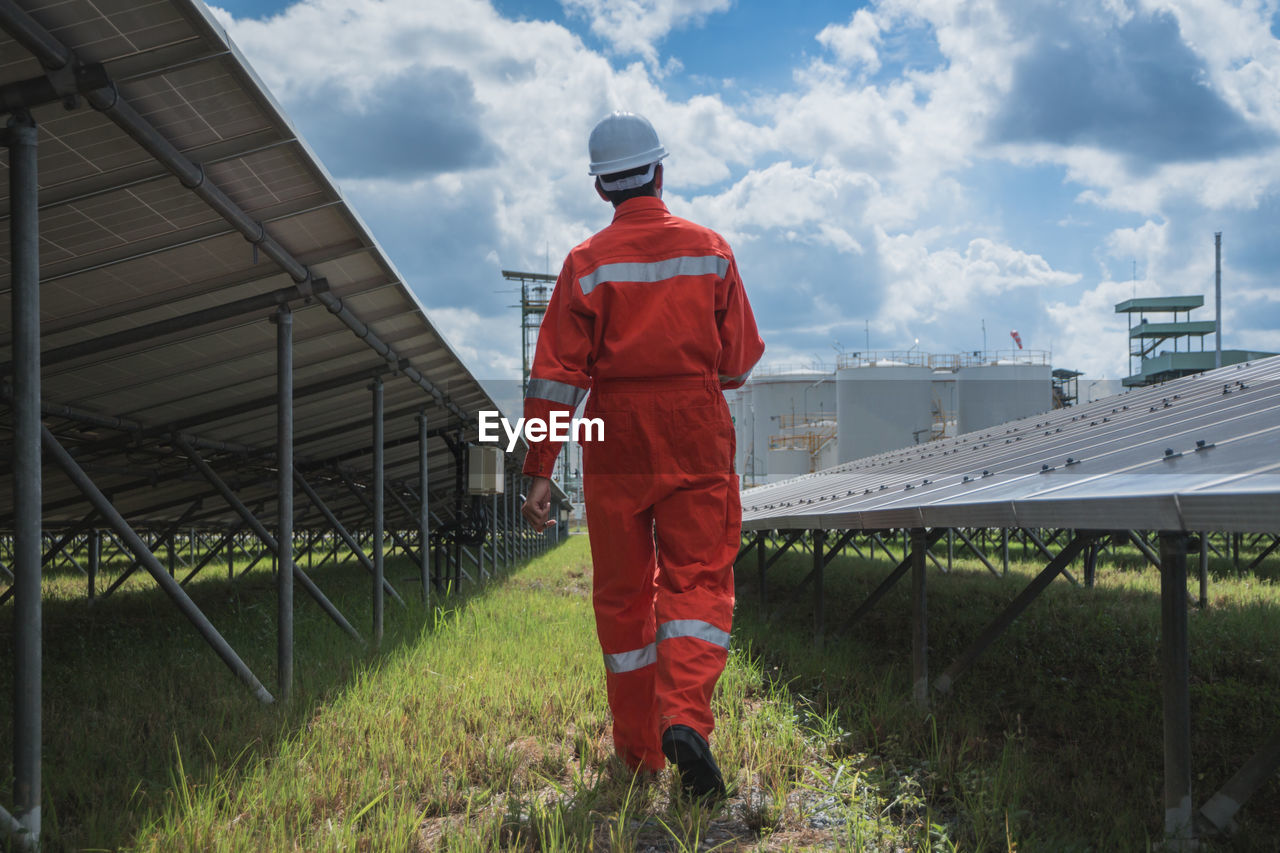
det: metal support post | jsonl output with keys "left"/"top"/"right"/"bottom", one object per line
{"left": 838, "top": 528, "right": 947, "bottom": 634}
{"left": 419, "top": 412, "right": 430, "bottom": 602}
{"left": 1199, "top": 533, "right": 1209, "bottom": 609}
{"left": 7, "top": 111, "right": 41, "bottom": 848}
{"left": 294, "top": 472, "right": 404, "bottom": 607}
{"left": 275, "top": 306, "right": 294, "bottom": 698}
{"left": 42, "top": 426, "right": 274, "bottom": 703}
{"left": 87, "top": 529, "right": 100, "bottom": 600}
{"left": 757, "top": 532, "right": 767, "bottom": 609}
{"left": 1160, "top": 531, "right": 1193, "bottom": 845}
{"left": 372, "top": 378, "right": 384, "bottom": 644}
{"left": 491, "top": 493, "right": 499, "bottom": 575}
{"left": 935, "top": 533, "right": 1093, "bottom": 695}
{"left": 1002, "top": 528, "right": 1009, "bottom": 575}
{"left": 812, "top": 529, "right": 825, "bottom": 650}
{"left": 910, "top": 528, "right": 928, "bottom": 711}
{"left": 173, "top": 437, "right": 361, "bottom": 641}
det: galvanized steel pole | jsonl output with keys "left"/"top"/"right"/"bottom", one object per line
{"left": 7, "top": 110, "right": 41, "bottom": 849}
{"left": 1214, "top": 232, "right": 1222, "bottom": 370}
{"left": 276, "top": 306, "right": 294, "bottom": 699}
{"left": 418, "top": 412, "right": 430, "bottom": 603}
{"left": 372, "top": 377, "right": 384, "bottom": 645}
{"left": 910, "top": 528, "right": 929, "bottom": 711}
{"left": 42, "top": 426, "right": 274, "bottom": 704}
{"left": 1159, "top": 531, "right": 1193, "bottom": 843}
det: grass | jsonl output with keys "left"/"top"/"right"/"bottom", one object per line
{"left": 1, "top": 530, "right": 1279, "bottom": 850}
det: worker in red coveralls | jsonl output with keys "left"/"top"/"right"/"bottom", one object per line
{"left": 520, "top": 111, "right": 764, "bottom": 800}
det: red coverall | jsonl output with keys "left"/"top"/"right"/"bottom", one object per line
{"left": 523, "top": 195, "right": 765, "bottom": 772}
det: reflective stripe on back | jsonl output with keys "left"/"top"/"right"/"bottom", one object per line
{"left": 526, "top": 377, "right": 587, "bottom": 407}
{"left": 656, "top": 619, "right": 730, "bottom": 649}
{"left": 603, "top": 643, "right": 656, "bottom": 673}
{"left": 578, "top": 255, "right": 729, "bottom": 295}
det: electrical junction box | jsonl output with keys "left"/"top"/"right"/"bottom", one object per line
{"left": 468, "top": 444, "right": 504, "bottom": 495}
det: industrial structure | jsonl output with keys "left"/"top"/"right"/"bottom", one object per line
{"left": 734, "top": 356, "right": 1280, "bottom": 844}
{"left": 0, "top": 1, "right": 566, "bottom": 846}
{"left": 1117, "top": 294, "right": 1275, "bottom": 387}
{"left": 729, "top": 350, "right": 1054, "bottom": 484}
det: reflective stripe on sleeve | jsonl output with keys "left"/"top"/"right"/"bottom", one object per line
{"left": 526, "top": 378, "right": 587, "bottom": 407}
{"left": 579, "top": 255, "right": 730, "bottom": 295}
{"left": 656, "top": 619, "right": 730, "bottom": 650}
{"left": 719, "top": 370, "right": 752, "bottom": 385}
{"left": 603, "top": 643, "right": 656, "bottom": 673}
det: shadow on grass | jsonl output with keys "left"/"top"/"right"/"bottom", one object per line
{"left": 731, "top": 545, "right": 1280, "bottom": 851}
{"left": 0, "top": 547, "right": 536, "bottom": 852}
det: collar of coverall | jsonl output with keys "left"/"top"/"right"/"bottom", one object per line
{"left": 611, "top": 195, "right": 669, "bottom": 222}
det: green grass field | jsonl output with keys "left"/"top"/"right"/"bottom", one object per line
{"left": 3, "top": 531, "right": 1280, "bottom": 850}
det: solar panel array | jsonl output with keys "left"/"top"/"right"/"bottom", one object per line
{"left": 742, "top": 357, "right": 1280, "bottom": 534}
{"left": 0, "top": 0, "right": 535, "bottom": 529}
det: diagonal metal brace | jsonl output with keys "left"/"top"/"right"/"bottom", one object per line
{"left": 43, "top": 425, "right": 274, "bottom": 703}
{"left": 836, "top": 527, "right": 948, "bottom": 635}
{"left": 294, "top": 471, "right": 406, "bottom": 608}
{"left": 173, "top": 435, "right": 364, "bottom": 642}
{"left": 934, "top": 532, "right": 1094, "bottom": 696}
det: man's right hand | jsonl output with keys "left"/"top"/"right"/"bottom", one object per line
{"left": 521, "top": 476, "right": 557, "bottom": 532}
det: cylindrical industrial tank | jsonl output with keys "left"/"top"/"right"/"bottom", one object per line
{"left": 836, "top": 364, "right": 934, "bottom": 462}
{"left": 728, "top": 370, "right": 835, "bottom": 485}
{"left": 956, "top": 363, "right": 1052, "bottom": 434}
{"left": 765, "top": 448, "right": 812, "bottom": 479}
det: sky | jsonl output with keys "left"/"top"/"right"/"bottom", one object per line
{"left": 207, "top": 0, "right": 1280, "bottom": 385}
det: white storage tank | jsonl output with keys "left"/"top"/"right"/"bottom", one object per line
{"left": 727, "top": 368, "right": 835, "bottom": 485}
{"left": 956, "top": 362, "right": 1052, "bottom": 434}
{"left": 836, "top": 363, "right": 934, "bottom": 462}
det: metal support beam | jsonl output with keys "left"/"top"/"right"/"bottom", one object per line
{"left": 42, "top": 426, "right": 274, "bottom": 703}
{"left": 338, "top": 473, "right": 418, "bottom": 564}
{"left": 372, "top": 378, "right": 385, "bottom": 644}
{"left": 954, "top": 527, "right": 1000, "bottom": 578}
{"left": 6, "top": 109, "right": 41, "bottom": 849}
{"left": 911, "top": 528, "right": 928, "bottom": 712}
{"left": 1026, "top": 527, "right": 1078, "bottom": 585}
{"left": 1199, "top": 726, "right": 1280, "bottom": 835}
{"left": 30, "top": 282, "right": 323, "bottom": 371}
{"left": 812, "top": 529, "right": 825, "bottom": 650}
{"left": 837, "top": 527, "right": 947, "bottom": 634}
{"left": 294, "top": 471, "right": 405, "bottom": 608}
{"left": 419, "top": 412, "right": 430, "bottom": 602}
{"left": 933, "top": 533, "right": 1094, "bottom": 696}
{"left": 1247, "top": 535, "right": 1280, "bottom": 572}
{"left": 275, "top": 306, "right": 294, "bottom": 699}
{"left": 1160, "top": 531, "right": 1193, "bottom": 845}
{"left": 87, "top": 529, "right": 100, "bottom": 600}
{"left": 173, "top": 436, "right": 361, "bottom": 642}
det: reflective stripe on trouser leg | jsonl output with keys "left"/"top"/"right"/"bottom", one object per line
{"left": 586, "top": 474, "right": 664, "bottom": 772}
{"left": 653, "top": 471, "right": 739, "bottom": 740}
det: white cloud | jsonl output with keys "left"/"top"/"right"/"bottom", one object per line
{"left": 875, "top": 230, "right": 1082, "bottom": 331}
{"left": 559, "top": 0, "right": 732, "bottom": 65}
{"left": 1046, "top": 277, "right": 1162, "bottom": 379}
{"left": 817, "top": 9, "right": 882, "bottom": 73}
{"left": 206, "top": 0, "right": 1280, "bottom": 386}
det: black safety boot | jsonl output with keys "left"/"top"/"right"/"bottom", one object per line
{"left": 661, "top": 724, "right": 726, "bottom": 801}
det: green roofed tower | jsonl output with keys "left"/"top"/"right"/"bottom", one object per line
{"left": 1116, "top": 295, "right": 1275, "bottom": 386}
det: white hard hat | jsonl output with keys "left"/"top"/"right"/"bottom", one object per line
{"left": 587, "top": 111, "right": 669, "bottom": 176}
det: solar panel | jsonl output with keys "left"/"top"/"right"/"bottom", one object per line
{"left": 0, "top": 0, "right": 548, "bottom": 529}
{"left": 742, "top": 357, "right": 1280, "bottom": 534}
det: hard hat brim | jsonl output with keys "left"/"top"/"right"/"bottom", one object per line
{"left": 588, "top": 146, "right": 668, "bottom": 176}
